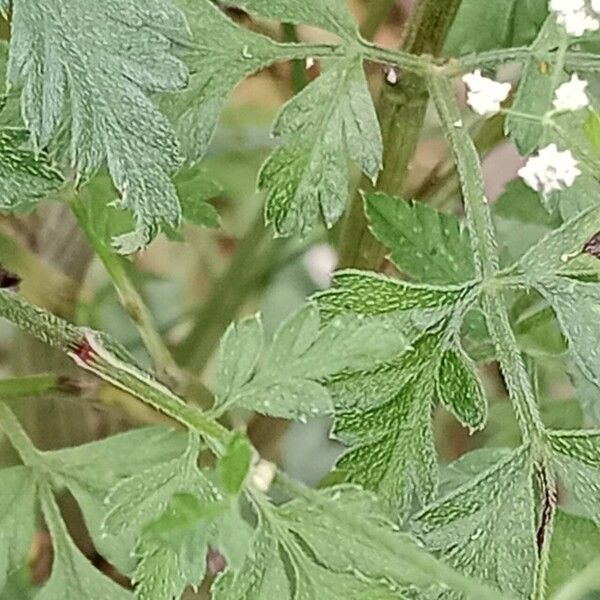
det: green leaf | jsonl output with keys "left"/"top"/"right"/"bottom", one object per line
{"left": 228, "top": 0, "right": 358, "bottom": 40}
{"left": 0, "top": 128, "right": 63, "bottom": 213}
{"left": 44, "top": 427, "right": 188, "bottom": 574}
{"left": 413, "top": 447, "right": 537, "bottom": 599}
{"left": 331, "top": 320, "right": 486, "bottom": 514}
{"left": 38, "top": 483, "right": 132, "bottom": 600}
{"left": 438, "top": 448, "right": 513, "bottom": 496}
{"left": 103, "top": 435, "right": 211, "bottom": 538}
{"left": 215, "top": 487, "right": 503, "bottom": 600}
{"left": 536, "top": 278, "right": 600, "bottom": 391}
{"left": 260, "top": 55, "right": 382, "bottom": 236}
{"left": 549, "top": 430, "right": 600, "bottom": 525}
{"left": 163, "top": 0, "right": 280, "bottom": 162}
{"left": 517, "top": 206, "right": 600, "bottom": 281}
{"left": 437, "top": 345, "right": 487, "bottom": 431}
{"left": 9, "top": 0, "right": 188, "bottom": 252}
{"left": 0, "top": 466, "right": 36, "bottom": 593}
{"left": 546, "top": 510, "right": 600, "bottom": 596}
{"left": 218, "top": 433, "right": 253, "bottom": 496}
{"left": 365, "top": 192, "right": 475, "bottom": 284}
{"left": 492, "top": 179, "right": 561, "bottom": 264}
{"left": 216, "top": 304, "right": 415, "bottom": 419}
{"left": 505, "top": 17, "right": 565, "bottom": 154}
{"left": 175, "top": 166, "right": 221, "bottom": 229}
{"left": 444, "top": 0, "right": 547, "bottom": 55}
{"left": 317, "top": 270, "right": 469, "bottom": 318}
{"left": 332, "top": 335, "right": 440, "bottom": 512}
{"left": 215, "top": 315, "right": 264, "bottom": 405}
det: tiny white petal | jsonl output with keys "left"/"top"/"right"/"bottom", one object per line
{"left": 305, "top": 57, "right": 315, "bottom": 69}
{"left": 386, "top": 68, "right": 398, "bottom": 85}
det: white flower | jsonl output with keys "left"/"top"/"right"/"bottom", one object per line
{"left": 518, "top": 144, "right": 581, "bottom": 193}
{"left": 305, "top": 57, "right": 315, "bottom": 70}
{"left": 552, "top": 1, "right": 600, "bottom": 37}
{"left": 462, "top": 70, "right": 511, "bottom": 116}
{"left": 553, "top": 74, "right": 590, "bottom": 111}
{"left": 250, "top": 459, "right": 277, "bottom": 492}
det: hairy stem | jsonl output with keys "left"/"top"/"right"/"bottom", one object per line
{"left": 338, "top": 0, "right": 463, "bottom": 269}
{"left": 70, "top": 193, "right": 180, "bottom": 382}
{"left": 430, "top": 76, "right": 545, "bottom": 442}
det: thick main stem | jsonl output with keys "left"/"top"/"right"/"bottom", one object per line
{"left": 338, "top": 0, "right": 463, "bottom": 269}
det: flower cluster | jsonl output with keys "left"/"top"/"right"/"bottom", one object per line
{"left": 551, "top": 0, "right": 600, "bottom": 36}
{"left": 462, "top": 70, "right": 511, "bottom": 116}
{"left": 518, "top": 144, "right": 581, "bottom": 194}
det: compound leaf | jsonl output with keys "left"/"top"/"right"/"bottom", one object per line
{"left": 215, "top": 487, "right": 502, "bottom": 600}
{"left": 44, "top": 427, "right": 188, "bottom": 575}
{"left": 413, "top": 447, "right": 537, "bottom": 599}
{"left": 365, "top": 193, "right": 475, "bottom": 284}
{"left": 164, "top": 0, "right": 281, "bottom": 162}
{"left": 9, "top": 0, "right": 188, "bottom": 252}
{"left": 260, "top": 55, "right": 382, "bottom": 236}
{"left": 332, "top": 335, "right": 440, "bottom": 512}
{"left": 215, "top": 303, "right": 414, "bottom": 419}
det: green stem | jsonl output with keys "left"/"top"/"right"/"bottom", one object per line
{"left": 0, "top": 289, "right": 229, "bottom": 453}
{"left": 0, "top": 374, "right": 67, "bottom": 399}
{"left": 337, "top": 0, "right": 463, "bottom": 269}
{"left": 282, "top": 24, "right": 309, "bottom": 93}
{"left": 429, "top": 75, "right": 545, "bottom": 444}
{"left": 70, "top": 193, "right": 179, "bottom": 381}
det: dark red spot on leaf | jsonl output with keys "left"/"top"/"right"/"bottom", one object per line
{"left": 583, "top": 231, "right": 600, "bottom": 259}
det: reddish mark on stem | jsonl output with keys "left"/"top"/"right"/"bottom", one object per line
{"left": 72, "top": 338, "right": 95, "bottom": 364}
